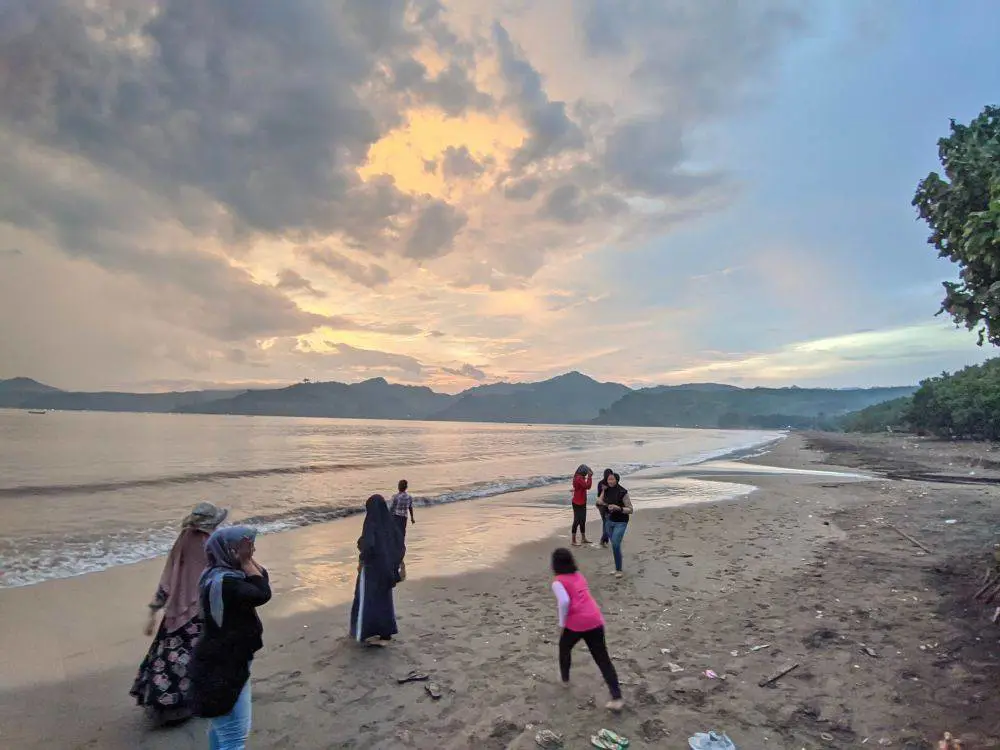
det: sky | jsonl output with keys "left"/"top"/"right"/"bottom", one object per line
{"left": 0, "top": 0, "right": 997, "bottom": 394}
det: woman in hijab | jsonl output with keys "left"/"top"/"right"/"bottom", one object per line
{"left": 130, "top": 502, "right": 228, "bottom": 725}
{"left": 190, "top": 526, "right": 271, "bottom": 750}
{"left": 350, "top": 494, "right": 405, "bottom": 646}
{"left": 595, "top": 469, "right": 614, "bottom": 548}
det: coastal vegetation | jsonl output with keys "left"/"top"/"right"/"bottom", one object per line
{"left": 841, "top": 358, "right": 1000, "bottom": 441}
{"left": 913, "top": 105, "right": 1000, "bottom": 346}
{"left": 843, "top": 105, "right": 1000, "bottom": 441}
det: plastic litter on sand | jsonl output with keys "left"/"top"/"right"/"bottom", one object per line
{"left": 689, "top": 731, "right": 737, "bottom": 750}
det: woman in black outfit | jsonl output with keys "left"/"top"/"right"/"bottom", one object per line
{"left": 190, "top": 526, "right": 271, "bottom": 750}
{"left": 350, "top": 494, "right": 405, "bottom": 646}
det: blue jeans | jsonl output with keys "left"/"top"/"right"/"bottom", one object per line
{"left": 607, "top": 521, "right": 628, "bottom": 571}
{"left": 209, "top": 680, "right": 251, "bottom": 750}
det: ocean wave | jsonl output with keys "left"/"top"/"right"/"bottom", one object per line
{"left": 0, "top": 433, "right": 783, "bottom": 588}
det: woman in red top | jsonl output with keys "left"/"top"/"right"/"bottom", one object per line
{"left": 570, "top": 464, "right": 593, "bottom": 546}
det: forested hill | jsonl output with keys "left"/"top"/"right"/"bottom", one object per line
{"left": 592, "top": 385, "right": 916, "bottom": 429}
{"left": 841, "top": 358, "right": 1000, "bottom": 440}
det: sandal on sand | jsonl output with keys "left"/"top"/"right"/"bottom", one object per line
{"left": 605, "top": 698, "right": 625, "bottom": 712}
{"left": 535, "top": 729, "right": 564, "bottom": 748}
{"left": 599, "top": 729, "right": 629, "bottom": 747}
{"left": 397, "top": 670, "right": 430, "bottom": 684}
{"left": 591, "top": 737, "right": 618, "bottom": 750}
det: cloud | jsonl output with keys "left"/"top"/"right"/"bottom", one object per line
{"left": 503, "top": 177, "right": 541, "bottom": 202}
{"left": 441, "top": 363, "right": 489, "bottom": 381}
{"left": 405, "top": 200, "right": 469, "bottom": 259}
{"left": 322, "top": 341, "right": 424, "bottom": 375}
{"left": 298, "top": 247, "right": 391, "bottom": 288}
{"left": 0, "top": 0, "right": 825, "bottom": 390}
{"left": 275, "top": 268, "right": 326, "bottom": 298}
{"left": 651, "top": 323, "right": 989, "bottom": 386}
{"left": 441, "top": 146, "right": 487, "bottom": 180}
{"left": 492, "top": 22, "right": 585, "bottom": 169}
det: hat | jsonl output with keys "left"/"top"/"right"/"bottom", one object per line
{"left": 182, "top": 502, "right": 229, "bottom": 532}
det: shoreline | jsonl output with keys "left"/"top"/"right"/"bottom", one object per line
{"left": 3, "top": 433, "right": 1000, "bottom": 748}
{"left": 0, "top": 429, "right": 783, "bottom": 591}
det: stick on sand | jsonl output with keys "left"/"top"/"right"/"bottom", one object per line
{"left": 758, "top": 662, "right": 800, "bottom": 687}
{"left": 887, "top": 524, "right": 933, "bottom": 555}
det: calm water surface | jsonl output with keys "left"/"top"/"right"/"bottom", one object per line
{"left": 0, "top": 409, "right": 781, "bottom": 587}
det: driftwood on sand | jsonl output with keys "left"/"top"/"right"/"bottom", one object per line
{"left": 887, "top": 524, "right": 933, "bottom": 555}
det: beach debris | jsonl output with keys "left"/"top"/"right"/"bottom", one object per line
{"left": 887, "top": 524, "right": 933, "bottom": 554}
{"left": 397, "top": 670, "right": 430, "bottom": 684}
{"left": 938, "top": 731, "right": 962, "bottom": 749}
{"left": 590, "top": 737, "right": 619, "bottom": 750}
{"left": 667, "top": 662, "right": 685, "bottom": 673}
{"left": 748, "top": 643, "right": 771, "bottom": 653}
{"left": 758, "top": 662, "right": 800, "bottom": 687}
{"left": 860, "top": 644, "right": 879, "bottom": 658}
{"left": 534, "top": 729, "right": 564, "bottom": 748}
{"left": 597, "top": 728, "right": 629, "bottom": 748}
{"left": 660, "top": 648, "right": 671, "bottom": 654}
{"left": 688, "top": 731, "right": 737, "bottom": 750}
{"left": 704, "top": 669, "right": 720, "bottom": 679}
{"left": 730, "top": 650, "right": 740, "bottom": 657}
{"left": 945, "top": 519, "right": 958, "bottom": 524}
{"left": 424, "top": 682, "right": 442, "bottom": 700}
{"left": 820, "top": 733, "right": 835, "bottom": 743}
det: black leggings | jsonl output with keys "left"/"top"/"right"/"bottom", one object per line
{"left": 571, "top": 504, "right": 587, "bottom": 536}
{"left": 558, "top": 625, "right": 621, "bottom": 699}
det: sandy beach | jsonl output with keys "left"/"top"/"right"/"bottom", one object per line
{"left": 3, "top": 433, "right": 1000, "bottom": 748}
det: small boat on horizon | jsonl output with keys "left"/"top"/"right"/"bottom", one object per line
{"left": 27, "top": 410, "right": 47, "bottom": 415}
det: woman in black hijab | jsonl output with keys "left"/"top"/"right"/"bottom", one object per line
{"left": 350, "top": 494, "right": 405, "bottom": 646}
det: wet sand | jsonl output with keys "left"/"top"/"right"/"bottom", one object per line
{"left": 2, "top": 433, "right": 1000, "bottom": 748}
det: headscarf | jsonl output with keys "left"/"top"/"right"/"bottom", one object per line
{"left": 157, "top": 527, "right": 212, "bottom": 632}
{"left": 181, "top": 502, "right": 228, "bottom": 533}
{"left": 199, "top": 525, "right": 257, "bottom": 628}
{"left": 604, "top": 473, "right": 627, "bottom": 505}
{"left": 358, "top": 494, "right": 405, "bottom": 586}
{"left": 597, "top": 468, "right": 614, "bottom": 490}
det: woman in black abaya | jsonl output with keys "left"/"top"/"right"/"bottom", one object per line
{"left": 350, "top": 494, "right": 405, "bottom": 646}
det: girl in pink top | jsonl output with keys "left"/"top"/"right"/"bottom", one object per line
{"left": 551, "top": 548, "right": 624, "bottom": 711}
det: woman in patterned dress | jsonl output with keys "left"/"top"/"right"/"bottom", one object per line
{"left": 130, "top": 502, "right": 228, "bottom": 725}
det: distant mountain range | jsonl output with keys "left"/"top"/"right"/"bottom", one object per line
{"left": 0, "top": 374, "right": 915, "bottom": 428}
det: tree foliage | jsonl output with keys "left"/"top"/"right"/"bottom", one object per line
{"left": 913, "top": 105, "right": 1000, "bottom": 345}
{"left": 907, "top": 358, "right": 1000, "bottom": 440}
{"left": 840, "top": 358, "right": 1000, "bottom": 441}
{"left": 839, "top": 397, "right": 912, "bottom": 434}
